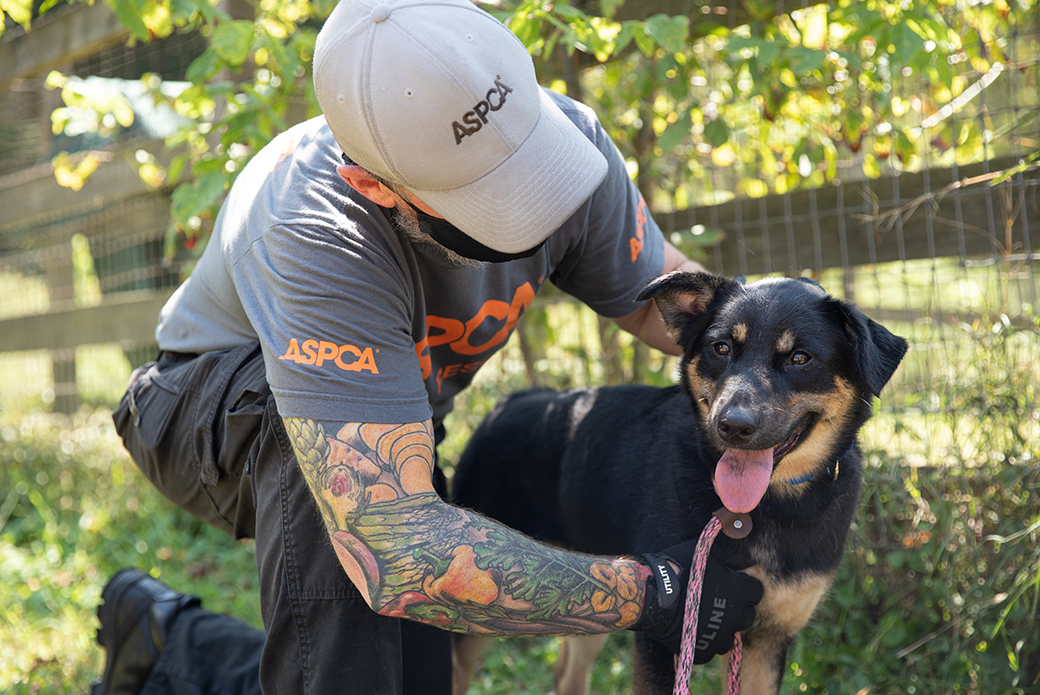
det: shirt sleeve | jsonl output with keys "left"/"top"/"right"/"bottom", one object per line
{"left": 235, "top": 220, "right": 433, "bottom": 425}
{"left": 548, "top": 98, "right": 665, "bottom": 318}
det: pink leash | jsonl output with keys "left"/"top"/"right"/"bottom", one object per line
{"left": 672, "top": 513, "right": 744, "bottom": 695}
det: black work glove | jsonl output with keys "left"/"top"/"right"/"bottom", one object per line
{"left": 632, "top": 540, "right": 763, "bottom": 662}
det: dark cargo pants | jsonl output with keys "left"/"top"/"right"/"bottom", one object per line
{"left": 112, "top": 342, "right": 451, "bottom": 695}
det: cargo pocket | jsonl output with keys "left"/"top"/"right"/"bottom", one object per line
{"left": 194, "top": 342, "right": 266, "bottom": 487}
{"left": 112, "top": 353, "right": 208, "bottom": 518}
{"left": 215, "top": 378, "right": 271, "bottom": 539}
{"left": 222, "top": 388, "right": 270, "bottom": 476}
{"left": 126, "top": 361, "right": 184, "bottom": 449}
{"left": 190, "top": 342, "right": 268, "bottom": 538}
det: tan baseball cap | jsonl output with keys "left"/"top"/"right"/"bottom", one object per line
{"left": 313, "top": 0, "right": 609, "bottom": 254}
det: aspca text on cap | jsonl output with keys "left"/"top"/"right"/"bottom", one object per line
{"left": 452, "top": 76, "right": 513, "bottom": 145}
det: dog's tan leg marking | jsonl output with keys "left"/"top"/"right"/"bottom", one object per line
{"left": 554, "top": 634, "right": 610, "bottom": 695}
{"left": 771, "top": 376, "right": 857, "bottom": 493}
{"left": 738, "top": 566, "right": 835, "bottom": 695}
{"left": 452, "top": 633, "right": 491, "bottom": 695}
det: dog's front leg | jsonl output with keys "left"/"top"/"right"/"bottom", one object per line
{"left": 734, "top": 635, "right": 790, "bottom": 694}
{"left": 631, "top": 633, "right": 680, "bottom": 695}
{"left": 737, "top": 565, "right": 836, "bottom": 694}
{"left": 452, "top": 633, "right": 491, "bottom": 695}
{"left": 554, "top": 634, "right": 610, "bottom": 695}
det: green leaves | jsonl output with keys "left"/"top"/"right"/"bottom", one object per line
{"left": 642, "top": 14, "right": 689, "bottom": 54}
{"left": 786, "top": 45, "right": 826, "bottom": 75}
{"left": 612, "top": 14, "right": 690, "bottom": 57}
{"left": 45, "top": 72, "right": 136, "bottom": 144}
{"left": 186, "top": 47, "right": 221, "bottom": 84}
{"left": 506, "top": 4, "right": 691, "bottom": 63}
{"left": 505, "top": 4, "right": 541, "bottom": 48}
{"left": 309, "top": 0, "right": 337, "bottom": 21}
{"left": 101, "top": 0, "right": 150, "bottom": 41}
{"left": 0, "top": 0, "right": 33, "bottom": 36}
{"left": 212, "top": 20, "right": 255, "bottom": 66}
{"left": 727, "top": 35, "right": 781, "bottom": 65}
{"left": 656, "top": 110, "right": 691, "bottom": 153}
{"left": 886, "top": 21, "right": 928, "bottom": 66}
{"left": 41, "top": 0, "right": 317, "bottom": 245}
{"left": 34, "top": 0, "right": 1040, "bottom": 261}
{"left": 702, "top": 118, "right": 730, "bottom": 149}
{"left": 51, "top": 151, "right": 101, "bottom": 192}
{"left": 693, "top": 0, "right": 1038, "bottom": 192}
{"left": 169, "top": 170, "right": 227, "bottom": 234}
{"left": 726, "top": 32, "right": 827, "bottom": 75}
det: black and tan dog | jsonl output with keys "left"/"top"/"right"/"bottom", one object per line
{"left": 450, "top": 271, "right": 908, "bottom": 695}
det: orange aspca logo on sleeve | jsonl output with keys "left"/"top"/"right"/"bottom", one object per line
{"left": 279, "top": 338, "right": 379, "bottom": 374}
{"left": 414, "top": 281, "right": 536, "bottom": 383}
{"left": 630, "top": 197, "right": 648, "bottom": 263}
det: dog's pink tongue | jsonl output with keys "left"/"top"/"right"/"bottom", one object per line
{"left": 714, "top": 448, "right": 774, "bottom": 514}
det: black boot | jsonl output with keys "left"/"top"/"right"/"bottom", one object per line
{"left": 90, "top": 568, "right": 201, "bottom": 695}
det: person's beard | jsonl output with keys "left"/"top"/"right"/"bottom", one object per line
{"left": 389, "top": 206, "right": 488, "bottom": 269}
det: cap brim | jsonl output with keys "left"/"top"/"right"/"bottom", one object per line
{"left": 413, "top": 89, "right": 609, "bottom": 254}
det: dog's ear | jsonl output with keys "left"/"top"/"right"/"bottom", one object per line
{"left": 834, "top": 300, "right": 909, "bottom": 397}
{"left": 637, "top": 271, "right": 735, "bottom": 346}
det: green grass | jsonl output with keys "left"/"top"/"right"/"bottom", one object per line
{"left": 0, "top": 410, "right": 261, "bottom": 694}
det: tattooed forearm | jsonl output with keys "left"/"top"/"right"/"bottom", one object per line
{"left": 284, "top": 416, "right": 650, "bottom": 636}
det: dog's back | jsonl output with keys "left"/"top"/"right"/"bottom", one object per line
{"left": 452, "top": 386, "right": 581, "bottom": 546}
{"left": 453, "top": 383, "right": 709, "bottom": 556}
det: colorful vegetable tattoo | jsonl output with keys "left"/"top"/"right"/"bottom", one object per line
{"left": 284, "top": 416, "right": 650, "bottom": 635}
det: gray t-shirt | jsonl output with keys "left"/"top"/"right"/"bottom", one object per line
{"left": 156, "top": 91, "right": 664, "bottom": 426}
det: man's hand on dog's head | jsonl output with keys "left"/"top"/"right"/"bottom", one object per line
{"left": 633, "top": 541, "right": 763, "bottom": 662}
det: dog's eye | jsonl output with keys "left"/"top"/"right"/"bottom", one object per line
{"left": 789, "top": 351, "right": 812, "bottom": 365}
{"left": 714, "top": 342, "right": 731, "bottom": 357}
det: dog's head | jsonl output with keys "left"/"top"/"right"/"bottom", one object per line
{"left": 638, "top": 271, "right": 908, "bottom": 514}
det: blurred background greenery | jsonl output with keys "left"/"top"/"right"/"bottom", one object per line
{"left": 2, "top": 0, "right": 1039, "bottom": 692}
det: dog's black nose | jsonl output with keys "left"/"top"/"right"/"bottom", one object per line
{"left": 718, "top": 407, "right": 757, "bottom": 442}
